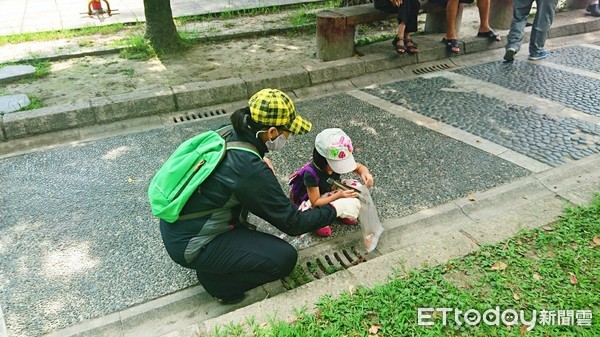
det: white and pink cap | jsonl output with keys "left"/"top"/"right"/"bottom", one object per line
{"left": 315, "top": 128, "right": 357, "bottom": 174}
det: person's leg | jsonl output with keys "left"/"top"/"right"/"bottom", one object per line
{"left": 505, "top": 0, "right": 534, "bottom": 54}
{"left": 189, "top": 226, "right": 298, "bottom": 300}
{"left": 476, "top": 0, "right": 501, "bottom": 40}
{"left": 403, "top": 0, "right": 420, "bottom": 53}
{"left": 445, "top": 0, "right": 460, "bottom": 40}
{"left": 443, "top": 0, "right": 461, "bottom": 53}
{"left": 529, "top": 0, "right": 559, "bottom": 56}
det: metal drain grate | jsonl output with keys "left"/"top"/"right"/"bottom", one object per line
{"left": 282, "top": 246, "right": 366, "bottom": 290}
{"left": 412, "top": 63, "right": 453, "bottom": 75}
{"left": 171, "top": 109, "right": 228, "bottom": 124}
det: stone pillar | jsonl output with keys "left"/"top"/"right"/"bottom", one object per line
{"left": 423, "top": 4, "right": 464, "bottom": 35}
{"left": 489, "top": 0, "right": 514, "bottom": 30}
{"left": 316, "top": 11, "right": 355, "bottom": 61}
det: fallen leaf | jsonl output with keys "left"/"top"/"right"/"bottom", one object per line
{"left": 368, "top": 324, "right": 381, "bottom": 335}
{"left": 127, "top": 177, "right": 134, "bottom": 183}
{"left": 520, "top": 324, "right": 529, "bottom": 335}
{"left": 467, "top": 193, "right": 475, "bottom": 201}
{"left": 533, "top": 273, "right": 542, "bottom": 280}
{"left": 593, "top": 236, "right": 600, "bottom": 245}
{"left": 542, "top": 225, "right": 553, "bottom": 231}
{"left": 513, "top": 293, "right": 520, "bottom": 300}
{"left": 491, "top": 261, "right": 507, "bottom": 271}
{"left": 476, "top": 139, "right": 481, "bottom": 143}
{"left": 521, "top": 195, "right": 528, "bottom": 200}
{"left": 568, "top": 272, "right": 578, "bottom": 285}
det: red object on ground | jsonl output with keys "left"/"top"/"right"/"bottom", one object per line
{"left": 91, "top": 1, "right": 102, "bottom": 10}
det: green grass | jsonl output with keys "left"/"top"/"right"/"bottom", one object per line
{"left": 18, "top": 95, "right": 43, "bottom": 111}
{"left": 216, "top": 195, "right": 600, "bottom": 336}
{"left": 0, "top": 23, "right": 134, "bottom": 47}
{"left": 118, "top": 35, "right": 157, "bottom": 60}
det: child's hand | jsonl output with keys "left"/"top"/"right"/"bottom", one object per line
{"left": 263, "top": 157, "right": 275, "bottom": 174}
{"left": 334, "top": 189, "right": 359, "bottom": 199}
{"left": 361, "top": 172, "right": 374, "bottom": 188}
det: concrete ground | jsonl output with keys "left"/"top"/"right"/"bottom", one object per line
{"left": 0, "top": 3, "right": 599, "bottom": 337}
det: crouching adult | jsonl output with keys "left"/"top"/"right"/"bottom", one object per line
{"left": 158, "top": 89, "right": 361, "bottom": 304}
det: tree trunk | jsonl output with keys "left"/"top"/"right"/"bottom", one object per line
{"left": 143, "top": 0, "right": 184, "bottom": 52}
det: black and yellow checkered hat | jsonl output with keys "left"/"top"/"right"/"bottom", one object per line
{"left": 248, "top": 89, "right": 312, "bottom": 135}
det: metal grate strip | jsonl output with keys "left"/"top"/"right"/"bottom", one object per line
{"left": 171, "top": 109, "right": 228, "bottom": 124}
{"left": 281, "top": 246, "right": 367, "bottom": 290}
{"left": 412, "top": 63, "right": 452, "bottom": 75}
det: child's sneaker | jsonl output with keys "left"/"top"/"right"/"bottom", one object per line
{"left": 528, "top": 50, "right": 548, "bottom": 60}
{"left": 315, "top": 226, "right": 332, "bottom": 237}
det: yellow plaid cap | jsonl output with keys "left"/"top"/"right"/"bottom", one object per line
{"left": 248, "top": 89, "right": 312, "bottom": 135}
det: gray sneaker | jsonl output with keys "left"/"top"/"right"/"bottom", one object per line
{"left": 529, "top": 50, "right": 549, "bottom": 61}
{"left": 504, "top": 48, "right": 516, "bottom": 62}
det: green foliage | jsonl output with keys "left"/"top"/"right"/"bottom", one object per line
{"left": 287, "top": 6, "right": 317, "bottom": 27}
{"left": 31, "top": 60, "right": 51, "bottom": 78}
{"left": 19, "top": 96, "right": 43, "bottom": 111}
{"left": 119, "top": 35, "right": 157, "bottom": 60}
{"left": 244, "top": 195, "right": 600, "bottom": 336}
{"left": 0, "top": 23, "right": 132, "bottom": 47}
{"left": 356, "top": 33, "right": 396, "bottom": 47}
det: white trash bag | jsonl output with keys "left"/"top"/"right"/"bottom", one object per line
{"left": 339, "top": 179, "right": 384, "bottom": 253}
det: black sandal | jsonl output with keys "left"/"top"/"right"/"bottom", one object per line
{"left": 392, "top": 36, "right": 407, "bottom": 54}
{"left": 442, "top": 37, "right": 460, "bottom": 54}
{"left": 477, "top": 30, "right": 501, "bottom": 42}
{"left": 405, "top": 38, "right": 419, "bottom": 54}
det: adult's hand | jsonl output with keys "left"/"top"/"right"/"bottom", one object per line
{"left": 392, "top": 0, "right": 403, "bottom": 7}
{"left": 331, "top": 198, "right": 361, "bottom": 219}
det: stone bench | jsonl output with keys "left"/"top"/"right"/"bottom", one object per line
{"left": 317, "top": 3, "right": 461, "bottom": 61}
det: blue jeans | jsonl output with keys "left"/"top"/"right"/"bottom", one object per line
{"left": 505, "top": 0, "right": 558, "bottom": 55}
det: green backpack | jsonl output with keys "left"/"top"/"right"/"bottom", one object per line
{"left": 148, "top": 125, "right": 259, "bottom": 223}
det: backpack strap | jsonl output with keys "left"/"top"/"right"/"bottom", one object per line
{"left": 177, "top": 140, "right": 260, "bottom": 222}
{"left": 227, "top": 141, "right": 261, "bottom": 160}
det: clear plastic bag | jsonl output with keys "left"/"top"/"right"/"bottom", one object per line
{"left": 356, "top": 184, "right": 384, "bottom": 253}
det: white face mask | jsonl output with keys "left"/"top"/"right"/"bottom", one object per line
{"left": 256, "top": 130, "right": 287, "bottom": 152}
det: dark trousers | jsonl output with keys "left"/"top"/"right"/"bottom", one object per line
{"left": 374, "top": 0, "right": 420, "bottom": 33}
{"left": 186, "top": 226, "right": 298, "bottom": 298}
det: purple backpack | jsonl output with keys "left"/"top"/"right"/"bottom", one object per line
{"left": 288, "top": 162, "right": 320, "bottom": 206}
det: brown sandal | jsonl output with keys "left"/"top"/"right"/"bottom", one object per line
{"left": 392, "top": 36, "right": 407, "bottom": 54}
{"left": 405, "top": 38, "right": 419, "bottom": 54}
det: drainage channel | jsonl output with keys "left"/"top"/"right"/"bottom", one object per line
{"left": 169, "top": 108, "right": 229, "bottom": 124}
{"left": 411, "top": 62, "right": 453, "bottom": 75}
{"left": 282, "top": 245, "right": 378, "bottom": 290}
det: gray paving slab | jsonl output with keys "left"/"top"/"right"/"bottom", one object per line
{"left": 0, "top": 91, "right": 532, "bottom": 336}
{"left": 0, "top": 94, "right": 30, "bottom": 113}
{"left": 453, "top": 57, "right": 600, "bottom": 116}
{"left": 362, "top": 76, "right": 600, "bottom": 167}
{"left": 0, "top": 65, "right": 35, "bottom": 84}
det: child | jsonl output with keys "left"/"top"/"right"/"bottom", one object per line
{"left": 296, "top": 128, "right": 374, "bottom": 237}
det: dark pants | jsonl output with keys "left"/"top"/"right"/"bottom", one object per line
{"left": 374, "top": 0, "right": 420, "bottom": 33}
{"left": 186, "top": 226, "right": 298, "bottom": 298}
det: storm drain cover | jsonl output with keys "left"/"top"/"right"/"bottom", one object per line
{"left": 282, "top": 246, "right": 369, "bottom": 290}
{"left": 171, "top": 109, "right": 228, "bottom": 124}
{"left": 412, "top": 62, "right": 453, "bottom": 75}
